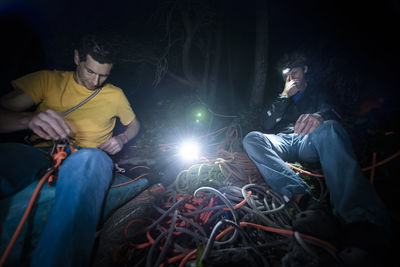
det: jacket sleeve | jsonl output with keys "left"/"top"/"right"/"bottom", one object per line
{"left": 315, "top": 105, "right": 342, "bottom": 121}
{"left": 259, "top": 95, "right": 292, "bottom": 131}
{"left": 313, "top": 92, "right": 342, "bottom": 121}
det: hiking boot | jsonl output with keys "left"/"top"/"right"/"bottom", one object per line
{"left": 292, "top": 195, "right": 340, "bottom": 243}
{"left": 297, "top": 193, "right": 327, "bottom": 211}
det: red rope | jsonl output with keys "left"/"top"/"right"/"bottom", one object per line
{"left": 0, "top": 169, "right": 54, "bottom": 266}
{"left": 286, "top": 151, "right": 400, "bottom": 182}
{"left": 111, "top": 166, "right": 150, "bottom": 188}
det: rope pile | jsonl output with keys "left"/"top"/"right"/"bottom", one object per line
{"left": 216, "top": 150, "right": 264, "bottom": 186}
{"left": 174, "top": 150, "right": 264, "bottom": 194}
{"left": 112, "top": 185, "right": 338, "bottom": 267}
{"left": 175, "top": 164, "right": 224, "bottom": 194}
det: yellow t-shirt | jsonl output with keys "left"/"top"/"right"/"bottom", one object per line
{"left": 11, "top": 70, "right": 135, "bottom": 148}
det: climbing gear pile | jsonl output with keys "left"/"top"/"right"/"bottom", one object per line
{"left": 111, "top": 185, "right": 339, "bottom": 267}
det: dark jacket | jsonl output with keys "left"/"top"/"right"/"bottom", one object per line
{"left": 259, "top": 82, "right": 340, "bottom": 134}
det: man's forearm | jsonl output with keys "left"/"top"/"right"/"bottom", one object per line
{"left": 0, "top": 108, "right": 32, "bottom": 133}
{"left": 117, "top": 119, "right": 140, "bottom": 145}
{"left": 259, "top": 95, "right": 292, "bottom": 131}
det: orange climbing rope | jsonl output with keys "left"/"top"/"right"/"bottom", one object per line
{"left": 286, "top": 150, "right": 400, "bottom": 184}
{"left": 0, "top": 142, "right": 77, "bottom": 267}
{"left": 0, "top": 169, "right": 53, "bottom": 267}
{"left": 47, "top": 145, "right": 68, "bottom": 184}
{"left": 111, "top": 166, "right": 150, "bottom": 188}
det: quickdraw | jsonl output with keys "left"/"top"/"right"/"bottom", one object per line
{"left": 47, "top": 139, "right": 78, "bottom": 186}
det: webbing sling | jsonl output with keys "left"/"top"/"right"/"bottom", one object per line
{"left": 24, "top": 87, "right": 103, "bottom": 145}
{"left": 62, "top": 86, "right": 102, "bottom": 116}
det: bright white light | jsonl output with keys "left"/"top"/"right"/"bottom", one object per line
{"left": 282, "top": 68, "right": 290, "bottom": 75}
{"left": 179, "top": 140, "right": 200, "bottom": 161}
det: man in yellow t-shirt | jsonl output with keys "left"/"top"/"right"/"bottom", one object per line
{"left": 1, "top": 36, "right": 140, "bottom": 153}
{"left": 0, "top": 34, "right": 140, "bottom": 266}
{"left": 11, "top": 70, "right": 136, "bottom": 149}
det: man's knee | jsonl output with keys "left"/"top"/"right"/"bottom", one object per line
{"left": 315, "top": 120, "right": 346, "bottom": 136}
{"left": 243, "top": 131, "right": 276, "bottom": 160}
{"left": 312, "top": 120, "right": 352, "bottom": 149}
{"left": 322, "top": 120, "right": 342, "bottom": 129}
{"left": 243, "top": 131, "right": 268, "bottom": 149}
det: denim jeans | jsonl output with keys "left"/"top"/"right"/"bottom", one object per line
{"left": 0, "top": 143, "right": 113, "bottom": 267}
{"left": 243, "top": 120, "right": 390, "bottom": 230}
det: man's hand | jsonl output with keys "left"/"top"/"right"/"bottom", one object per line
{"left": 98, "top": 119, "right": 139, "bottom": 155}
{"left": 28, "top": 109, "right": 71, "bottom": 140}
{"left": 281, "top": 76, "right": 301, "bottom": 97}
{"left": 294, "top": 113, "right": 324, "bottom": 136}
{"left": 97, "top": 135, "right": 125, "bottom": 155}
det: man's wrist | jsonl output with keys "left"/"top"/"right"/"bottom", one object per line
{"left": 117, "top": 133, "right": 129, "bottom": 144}
{"left": 22, "top": 112, "right": 34, "bottom": 129}
{"left": 279, "top": 92, "right": 289, "bottom": 98}
{"left": 312, "top": 113, "right": 324, "bottom": 122}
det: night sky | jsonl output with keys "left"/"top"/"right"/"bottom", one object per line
{"left": 1, "top": 0, "right": 399, "bottom": 122}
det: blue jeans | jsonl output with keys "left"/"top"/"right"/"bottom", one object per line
{"left": 0, "top": 143, "right": 113, "bottom": 267}
{"left": 243, "top": 120, "right": 390, "bottom": 230}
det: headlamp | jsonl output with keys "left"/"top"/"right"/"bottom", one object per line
{"left": 282, "top": 67, "right": 291, "bottom": 76}
{"left": 282, "top": 64, "right": 305, "bottom": 78}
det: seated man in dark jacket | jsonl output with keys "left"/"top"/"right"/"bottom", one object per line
{"left": 243, "top": 52, "right": 390, "bottom": 251}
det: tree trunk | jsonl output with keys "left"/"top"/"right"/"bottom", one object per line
{"left": 249, "top": 0, "right": 268, "bottom": 107}
{"left": 226, "top": 16, "right": 236, "bottom": 112}
{"left": 207, "top": 18, "right": 223, "bottom": 106}
{"left": 201, "top": 32, "right": 212, "bottom": 99}
{"left": 180, "top": 2, "right": 201, "bottom": 90}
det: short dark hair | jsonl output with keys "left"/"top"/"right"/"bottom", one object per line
{"left": 76, "top": 34, "right": 116, "bottom": 64}
{"left": 276, "top": 51, "right": 309, "bottom": 71}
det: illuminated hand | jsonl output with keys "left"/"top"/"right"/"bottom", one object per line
{"left": 97, "top": 136, "right": 125, "bottom": 155}
{"left": 281, "top": 76, "right": 301, "bottom": 97}
{"left": 294, "top": 113, "right": 324, "bottom": 136}
{"left": 28, "top": 109, "right": 71, "bottom": 140}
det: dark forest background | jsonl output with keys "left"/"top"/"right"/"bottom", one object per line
{"left": 1, "top": 0, "right": 399, "bottom": 156}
